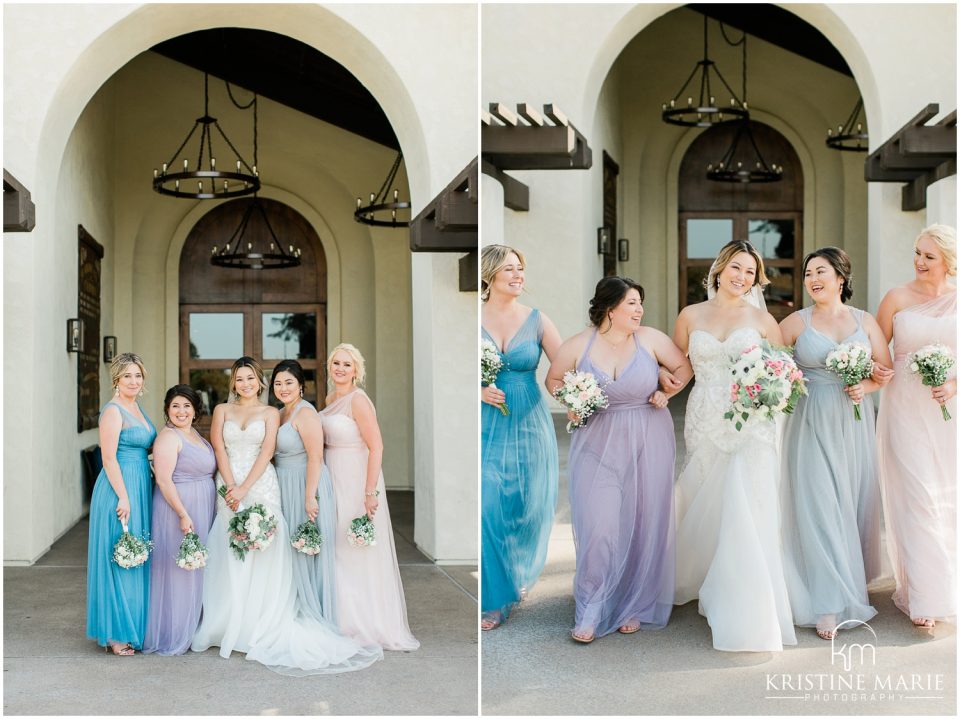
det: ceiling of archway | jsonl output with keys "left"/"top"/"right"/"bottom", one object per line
{"left": 688, "top": 4, "right": 852, "bottom": 77}
{"left": 152, "top": 28, "right": 399, "bottom": 150}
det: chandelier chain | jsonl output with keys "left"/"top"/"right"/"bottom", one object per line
{"left": 374, "top": 152, "right": 403, "bottom": 204}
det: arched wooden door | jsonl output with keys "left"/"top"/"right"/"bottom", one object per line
{"left": 678, "top": 121, "right": 803, "bottom": 322}
{"left": 179, "top": 198, "right": 327, "bottom": 434}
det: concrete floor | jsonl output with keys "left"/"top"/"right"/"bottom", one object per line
{"left": 4, "top": 492, "right": 478, "bottom": 716}
{"left": 481, "top": 397, "right": 957, "bottom": 716}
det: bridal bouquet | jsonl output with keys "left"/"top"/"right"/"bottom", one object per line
{"left": 725, "top": 343, "right": 806, "bottom": 431}
{"left": 113, "top": 522, "right": 153, "bottom": 569}
{"left": 552, "top": 369, "right": 609, "bottom": 433}
{"left": 290, "top": 520, "right": 323, "bottom": 555}
{"left": 908, "top": 343, "right": 955, "bottom": 421}
{"left": 825, "top": 342, "right": 874, "bottom": 420}
{"left": 175, "top": 532, "right": 208, "bottom": 570}
{"left": 481, "top": 339, "right": 509, "bottom": 415}
{"left": 347, "top": 514, "right": 377, "bottom": 547}
{"left": 217, "top": 485, "right": 278, "bottom": 560}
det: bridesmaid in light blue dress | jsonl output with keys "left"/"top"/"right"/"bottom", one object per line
{"left": 86, "top": 353, "right": 157, "bottom": 655}
{"left": 273, "top": 359, "right": 337, "bottom": 623}
{"left": 481, "top": 245, "right": 561, "bottom": 630}
{"left": 779, "top": 248, "right": 892, "bottom": 640}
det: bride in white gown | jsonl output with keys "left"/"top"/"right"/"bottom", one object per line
{"left": 670, "top": 241, "right": 796, "bottom": 652}
{"left": 191, "top": 357, "right": 382, "bottom": 675}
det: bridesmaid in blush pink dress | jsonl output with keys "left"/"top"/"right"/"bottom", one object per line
{"left": 320, "top": 343, "right": 419, "bottom": 651}
{"left": 875, "top": 224, "right": 957, "bottom": 629}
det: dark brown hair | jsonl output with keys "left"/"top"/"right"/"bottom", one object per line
{"left": 802, "top": 247, "right": 853, "bottom": 303}
{"left": 163, "top": 384, "right": 202, "bottom": 424}
{"left": 588, "top": 276, "right": 644, "bottom": 327}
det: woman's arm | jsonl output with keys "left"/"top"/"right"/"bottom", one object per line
{"left": 762, "top": 311, "right": 785, "bottom": 346}
{"left": 98, "top": 406, "right": 130, "bottom": 524}
{"left": 545, "top": 334, "right": 584, "bottom": 396}
{"left": 648, "top": 329, "right": 694, "bottom": 399}
{"left": 296, "top": 409, "right": 325, "bottom": 522}
{"left": 539, "top": 312, "right": 563, "bottom": 364}
{"left": 152, "top": 429, "right": 193, "bottom": 533}
{"left": 778, "top": 311, "right": 803, "bottom": 348}
{"left": 857, "top": 311, "right": 894, "bottom": 396}
{"left": 875, "top": 288, "right": 901, "bottom": 344}
{"left": 227, "top": 408, "right": 280, "bottom": 505}
{"left": 353, "top": 394, "right": 384, "bottom": 519}
{"left": 210, "top": 404, "right": 236, "bottom": 491}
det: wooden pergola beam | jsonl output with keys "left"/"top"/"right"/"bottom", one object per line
{"left": 4, "top": 169, "right": 36, "bottom": 232}
{"left": 410, "top": 157, "right": 478, "bottom": 252}
{"left": 864, "top": 103, "right": 956, "bottom": 210}
{"left": 480, "top": 160, "right": 529, "bottom": 212}
{"left": 482, "top": 102, "right": 593, "bottom": 171}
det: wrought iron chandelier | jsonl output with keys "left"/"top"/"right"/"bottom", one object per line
{"left": 153, "top": 73, "right": 260, "bottom": 199}
{"left": 827, "top": 97, "right": 868, "bottom": 151}
{"left": 354, "top": 152, "right": 411, "bottom": 227}
{"left": 210, "top": 197, "right": 302, "bottom": 270}
{"left": 706, "top": 29, "right": 782, "bottom": 183}
{"left": 661, "top": 15, "right": 748, "bottom": 128}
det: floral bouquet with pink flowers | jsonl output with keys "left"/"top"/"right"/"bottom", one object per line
{"left": 552, "top": 369, "right": 609, "bottom": 433}
{"left": 175, "top": 532, "right": 208, "bottom": 571}
{"left": 220, "top": 496, "right": 278, "bottom": 561}
{"left": 725, "top": 342, "right": 806, "bottom": 431}
{"left": 908, "top": 343, "right": 955, "bottom": 421}
{"left": 347, "top": 514, "right": 377, "bottom": 547}
{"left": 290, "top": 520, "right": 323, "bottom": 555}
{"left": 113, "top": 521, "right": 153, "bottom": 569}
{"left": 481, "top": 339, "right": 509, "bottom": 415}
{"left": 825, "top": 342, "right": 874, "bottom": 420}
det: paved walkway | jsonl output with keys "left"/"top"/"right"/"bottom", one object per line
{"left": 4, "top": 493, "right": 478, "bottom": 716}
{"left": 481, "top": 401, "right": 956, "bottom": 716}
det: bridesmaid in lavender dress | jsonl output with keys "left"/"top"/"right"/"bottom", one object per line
{"left": 547, "top": 277, "right": 692, "bottom": 642}
{"left": 876, "top": 224, "right": 957, "bottom": 629}
{"left": 143, "top": 385, "right": 216, "bottom": 655}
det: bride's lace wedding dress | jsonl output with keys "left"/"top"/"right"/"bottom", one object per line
{"left": 191, "top": 419, "right": 382, "bottom": 675}
{"left": 674, "top": 328, "right": 796, "bottom": 652}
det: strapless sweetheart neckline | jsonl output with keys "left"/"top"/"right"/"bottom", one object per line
{"left": 224, "top": 418, "right": 266, "bottom": 432}
{"left": 690, "top": 327, "right": 762, "bottom": 344}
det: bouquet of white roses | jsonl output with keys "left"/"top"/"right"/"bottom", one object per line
{"left": 291, "top": 520, "right": 323, "bottom": 555}
{"left": 175, "top": 532, "right": 208, "bottom": 570}
{"left": 552, "top": 369, "right": 609, "bottom": 433}
{"left": 725, "top": 343, "right": 806, "bottom": 431}
{"left": 113, "top": 522, "right": 152, "bottom": 569}
{"left": 908, "top": 343, "right": 955, "bottom": 421}
{"left": 347, "top": 514, "right": 376, "bottom": 547}
{"left": 481, "top": 338, "right": 509, "bottom": 415}
{"left": 825, "top": 342, "right": 874, "bottom": 421}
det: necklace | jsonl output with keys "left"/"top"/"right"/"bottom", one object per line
{"left": 599, "top": 330, "right": 630, "bottom": 349}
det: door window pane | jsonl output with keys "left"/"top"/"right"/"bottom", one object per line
{"left": 748, "top": 219, "right": 795, "bottom": 259}
{"left": 685, "top": 266, "right": 711, "bottom": 307}
{"left": 189, "top": 369, "right": 232, "bottom": 416}
{"left": 189, "top": 313, "right": 243, "bottom": 359}
{"left": 763, "top": 267, "right": 796, "bottom": 322}
{"left": 686, "top": 219, "right": 734, "bottom": 258}
{"left": 262, "top": 312, "right": 317, "bottom": 359}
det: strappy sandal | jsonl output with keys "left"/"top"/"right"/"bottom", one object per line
{"left": 481, "top": 612, "right": 502, "bottom": 631}
{"left": 815, "top": 627, "right": 836, "bottom": 640}
{"left": 571, "top": 628, "right": 595, "bottom": 644}
{"left": 618, "top": 622, "right": 642, "bottom": 635}
{"left": 105, "top": 642, "right": 134, "bottom": 656}
{"left": 913, "top": 617, "right": 936, "bottom": 629}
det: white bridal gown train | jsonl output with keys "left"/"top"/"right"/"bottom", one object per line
{"left": 674, "top": 328, "right": 797, "bottom": 652}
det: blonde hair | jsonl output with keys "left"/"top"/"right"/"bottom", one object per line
{"left": 706, "top": 239, "right": 770, "bottom": 291}
{"left": 327, "top": 343, "right": 366, "bottom": 386}
{"left": 110, "top": 352, "right": 146, "bottom": 390}
{"left": 480, "top": 244, "right": 526, "bottom": 302}
{"left": 228, "top": 356, "right": 266, "bottom": 399}
{"left": 915, "top": 223, "right": 957, "bottom": 277}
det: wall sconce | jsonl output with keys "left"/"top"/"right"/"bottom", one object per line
{"left": 103, "top": 336, "right": 117, "bottom": 363}
{"left": 66, "top": 318, "right": 84, "bottom": 353}
{"left": 597, "top": 226, "right": 611, "bottom": 255}
{"left": 618, "top": 238, "right": 630, "bottom": 262}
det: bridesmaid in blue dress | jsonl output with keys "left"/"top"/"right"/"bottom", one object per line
{"left": 143, "top": 385, "right": 216, "bottom": 655}
{"left": 547, "top": 277, "right": 692, "bottom": 642}
{"left": 779, "top": 248, "right": 892, "bottom": 640}
{"left": 273, "top": 359, "right": 338, "bottom": 623}
{"left": 86, "top": 353, "right": 157, "bottom": 655}
{"left": 481, "top": 244, "right": 562, "bottom": 630}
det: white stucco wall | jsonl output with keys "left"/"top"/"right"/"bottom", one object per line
{"left": 3, "top": 3, "right": 477, "bottom": 564}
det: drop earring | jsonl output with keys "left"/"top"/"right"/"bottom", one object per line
{"left": 114, "top": 386, "right": 120, "bottom": 396}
